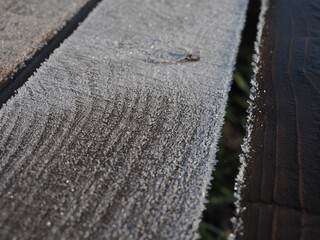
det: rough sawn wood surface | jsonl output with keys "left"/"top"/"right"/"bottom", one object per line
{"left": 0, "top": 0, "right": 248, "bottom": 239}
{"left": 0, "top": 0, "right": 90, "bottom": 86}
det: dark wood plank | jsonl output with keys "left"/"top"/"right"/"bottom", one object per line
{"left": 0, "top": 0, "right": 91, "bottom": 87}
{"left": 0, "top": 0, "right": 249, "bottom": 239}
{"left": 234, "top": 0, "right": 320, "bottom": 239}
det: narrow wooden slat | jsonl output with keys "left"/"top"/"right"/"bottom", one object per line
{"left": 0, "top": 0, "right": 248, "bottom": 239}
{"left": 234, "top": 0, "right": 320, "bottom": 239}
{"left": 0, "top": 0, "right": 92, "bottom": 87}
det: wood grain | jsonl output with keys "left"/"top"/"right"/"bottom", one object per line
{"left": 0, "top": 0, "right": 248, "bottom": 239}
{"left": 235, "top": 0, "right": 320, "bottom": 239}
{"left": 0, "top": 0, "right": 90, "bottom": 87}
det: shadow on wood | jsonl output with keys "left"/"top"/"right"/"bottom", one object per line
{"left": 235, "top": 0, "right": 320, "bottom": 239}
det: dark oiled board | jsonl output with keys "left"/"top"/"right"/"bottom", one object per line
{"left": 0, "top": 0, "right": 91, "bottom": 86}
{"left": 235, "top": 0, "right": 320, "bottom": 239}
{"left": 0, "top": 0, "right": 248, "bottom": 239}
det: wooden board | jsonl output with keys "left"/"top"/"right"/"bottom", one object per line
{"left": 0, "top": 0, "right": 92, "bottom": 87}
{"left": 0, "top": 0, "right": 248, "bottom": 239}
{"left": 234, "top": 0, "right": 320, "bottom": 239}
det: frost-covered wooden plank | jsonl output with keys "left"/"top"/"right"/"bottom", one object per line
{"left": 0, "top": 0, "right": 248, "bottom": 239}
{"left": 0, "top": 0, "right": 93, "bottom": 87}
{"left": 233, "top": 0, "right": 320, "bottom": 239}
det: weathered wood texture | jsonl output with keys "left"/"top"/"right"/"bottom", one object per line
{"left": 0, "top": 0, "right": 90, "bottom": 86}
{"left": 234, "top": 0, "right": 320, "bottom": 239}
{"left": 0, "top": 0, "right": 248, "bottom": 239}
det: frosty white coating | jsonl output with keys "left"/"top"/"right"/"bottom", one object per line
{"left": 0, "top": 0, "right": 248, "bottom": 239}
{"left": 0, "top": 0, "right": 90, "bottom": 82}
{"left": 230, "top": 0, "right": 269, "bottom": 239}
